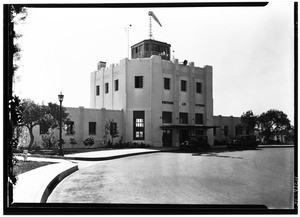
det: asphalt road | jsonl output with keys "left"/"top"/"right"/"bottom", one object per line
{"left": 47, "top": 147, "right": 294, "bottom": 209}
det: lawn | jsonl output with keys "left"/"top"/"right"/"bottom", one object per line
{"left": 14, "top": 160, "right": 56, "bottom": 176}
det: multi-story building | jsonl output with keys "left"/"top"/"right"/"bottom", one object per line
{"left": 90, "top": 39, "right": 214, "bottom": 147}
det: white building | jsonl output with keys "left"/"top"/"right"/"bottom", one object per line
{"left": 90, "top": 39, "right": 214, "bottom": 147}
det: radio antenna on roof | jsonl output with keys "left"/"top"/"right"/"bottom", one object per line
{"left": 148, "top": 11, "right": 162, "bottom": 39}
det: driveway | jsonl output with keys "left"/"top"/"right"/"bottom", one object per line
{"left": 47, "top": 147, "right": 294, "bottom": 209}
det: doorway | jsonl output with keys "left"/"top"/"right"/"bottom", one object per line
{"left": 179, "top": 130, "right": 189, "bottom": 143}
{"left": 162, "top": 129, "right": 172, "bottom": 147}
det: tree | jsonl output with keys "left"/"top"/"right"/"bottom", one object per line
{"left": 6, "top": 5, "right": 28, "bottom": 189}
{"left": 257, "top": 109, "right": 291, "bottom": 143}
{"left": 105, "top": 120, "right": 119, "bottom": 146}
{"left": 241, "top": 110, "right": 258, "bottom": 135}
{"left": 19, "top": 99, "right": 70, "bottom": 150}
{"left": 19, "top": 99, "right": 47, "bottom": 150}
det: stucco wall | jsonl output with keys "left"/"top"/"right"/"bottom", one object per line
{"left": 22, "top": 107, "right": 123, "bottom": 149}
{"left": 213, "top": 115, "right": 242, "bottom": 142}
{"left": 90, "top": 55, "right": 214, "bottom": 147}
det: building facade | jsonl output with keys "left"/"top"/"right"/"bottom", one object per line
{"left": 90, "top": 39, "right": 214, "bottom": 147}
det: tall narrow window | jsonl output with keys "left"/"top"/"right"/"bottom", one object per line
{"left": 66, "top": 121, "right": 75, "bottom": 135}
{"left": 96, "top": 85, "right": 100, "bottom": 96}
{"left": 115, "top": 79, "right": 119, "bottom": 91}
{"left": 89, "top": 122, "right": 96, "bottom": 135}
{"left": 135, "top": 76, "right": 143, "bottom": 88}
{"left": 196, "top": 82, "right": 202, "bottom": 94}
{"left": 195, "top": 113, "right": 203, "bottom": 124}
{"left": 133, "top": 111, "right": 145, "bottom": 140}
{"left": 39, "top": 123, "right": 48, "bottom": 134}
{"left": 179, "top": 112, "right": 188, "bottom": 124}
{"left": 105, "top": 83, "right": 109, "bottom": 94}
{"left": 181, "top": 80, "right": 187, "bottom": 91}
{"left": 162, "top": 111, "right": 172, "bottom": 123}
{"left": 224, "top": 126, "right": 229, "bottom": 136}
{"left": 164, "top": 78, "right": 170, "bottom": 90}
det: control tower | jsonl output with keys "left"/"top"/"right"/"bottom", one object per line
{"left": 131, "top": 39, "right": 171, "bottom": 61}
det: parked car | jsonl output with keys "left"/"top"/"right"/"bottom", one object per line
{"left": 227, "top": 135, "right": 259, "bottom": 150}
{"left": 179, "top": 136, "right": 209, "bottom": 152}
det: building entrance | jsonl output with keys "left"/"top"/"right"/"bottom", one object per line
{"left": 162, "top": 130, "right": 172, "bottom": 147}
{"left": 179, "top": 130, "right": 189, "bottom": 143}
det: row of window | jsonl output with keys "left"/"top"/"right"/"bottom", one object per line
{"left": 96, "top": 77, "right": 203, "bottom": 95}
{"left": 162, "top": 112, "right": 203, "bottom": 124}
{"left": 96, "top": 80, "right": 119, "bottom": 96}
{"left": 164, "top": 78, "right": 202, "bottom": 93}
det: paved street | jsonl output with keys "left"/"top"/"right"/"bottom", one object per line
{"left": 47, "top": 147, "right": 294, "bottom": 209}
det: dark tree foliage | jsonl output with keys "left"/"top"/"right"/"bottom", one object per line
{"left": 241, "top": 110, "right": 258, "bottom": 135}
{"left": 257, "top": 109, "right": 291, "bottom": 143}
{"left": 7, "top": 5, "right": 28, "bottom": 189}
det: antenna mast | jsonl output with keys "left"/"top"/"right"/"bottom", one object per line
{"left": 148, "top": 11, "right": 162, "bottom": 39}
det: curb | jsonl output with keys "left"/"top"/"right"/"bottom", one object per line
{"left": 40, "top": 164, "right": 78, "bottom": 203}
{"left": 64, "top": 150, "right": 162, "bottom": 161}
{"left": 13, "top": 162, "right": 78, "bottom": 203}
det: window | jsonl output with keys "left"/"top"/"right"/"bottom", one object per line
{"left": 89, "top": 122, "right": 96, "bottom": 135}
{"left": 133, "top": 111, "right": 145, "bottom": 140}
{"left": 213, "top": 127, "right": 216, "bottom": 136}
{"left": 224, "top": 126, "right": 229, "bottom": 136}
{"left": 114, "top": 79, "right": 119, "bottom": 91}
{"left": 162, "top": 112, "right": 172, "bottom": 123}
{"left": 164, "top": 78, "right": 170, "bottom": 90}
{"left": 39, "top": 123, "right": 48, "bottom": 134}
{"left": 66, "top": 121, "right": 75, "bottom": 135}
{"left": 196, "top": 82, "right": 202, "bottom": 94}
{"left": 195, "top": 113, "right": 203, "bottom": 125}
{"left": 135, "top": 76, "right": 143, "bottom": 88}
{"left": 96, "top": 85, "right": 100, "bottom": 96}
{"left": 181, "top": 80, "right": 187, "bottom": 91}
{"left": 179, "top": 112, "right": 188, "bottom": 124}
{"left": 105, "top": 83, "right": 109, "bottom": 94}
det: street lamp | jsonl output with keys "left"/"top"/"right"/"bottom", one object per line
{"left": 58, "top": 92, "right": 64, "bottom": 156}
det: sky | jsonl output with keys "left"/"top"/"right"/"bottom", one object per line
{"left": 13, "top": 2, "right": 295, "bottom": 124}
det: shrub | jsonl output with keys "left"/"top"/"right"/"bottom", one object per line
{"left": 30, "top": 142, "right": 41, "bottom": 153}
{"left": 41, "top": 132, "right": 57, "bottom": 150}
{"left": 70, "top": 138, "right": 77, "bottom": 147}
{"left": 83, "top": 136, "right": 94, "bottom": 148}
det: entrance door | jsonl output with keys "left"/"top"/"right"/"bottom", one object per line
{"left": 179, "top": 130, "right": 189, "bottom": 143}
{"left": 162, "top": 130, "right": 172, "bottom": 147}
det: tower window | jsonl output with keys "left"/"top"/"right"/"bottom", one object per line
{"left": 164, "top": 78, "right": 170, "bottom": 90}
{"left": 135, "top": 76, "right": 143, "bottom": 88}
{"left": 179, "top": 113, "right": 188, "bottom": 124}
{"left": 181, "top": 80, "right": 187, "bottom": 92}
{"left": 196, "top": 82, "right": 202, "bottom": 94}
{"left": 96, "top": 85, "right": 100, "bottom": 96}
{"left": 162, "top": 111, "right": 172, "bottom": 123}
{"left": 105, "top": 83, "right": 109, "bottom": 94}
{"left": 133, "top": 111, "right": 145, "bottom": 140}
{"left": 195, "top": 113, "right": 203, "bottom": 125}
{"left": 115, "top": 79, "right": 119, "bottom": 91}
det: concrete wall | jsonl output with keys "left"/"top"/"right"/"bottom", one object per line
{"left": 21, "top": 107, "right": 123, "bottom": 149}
